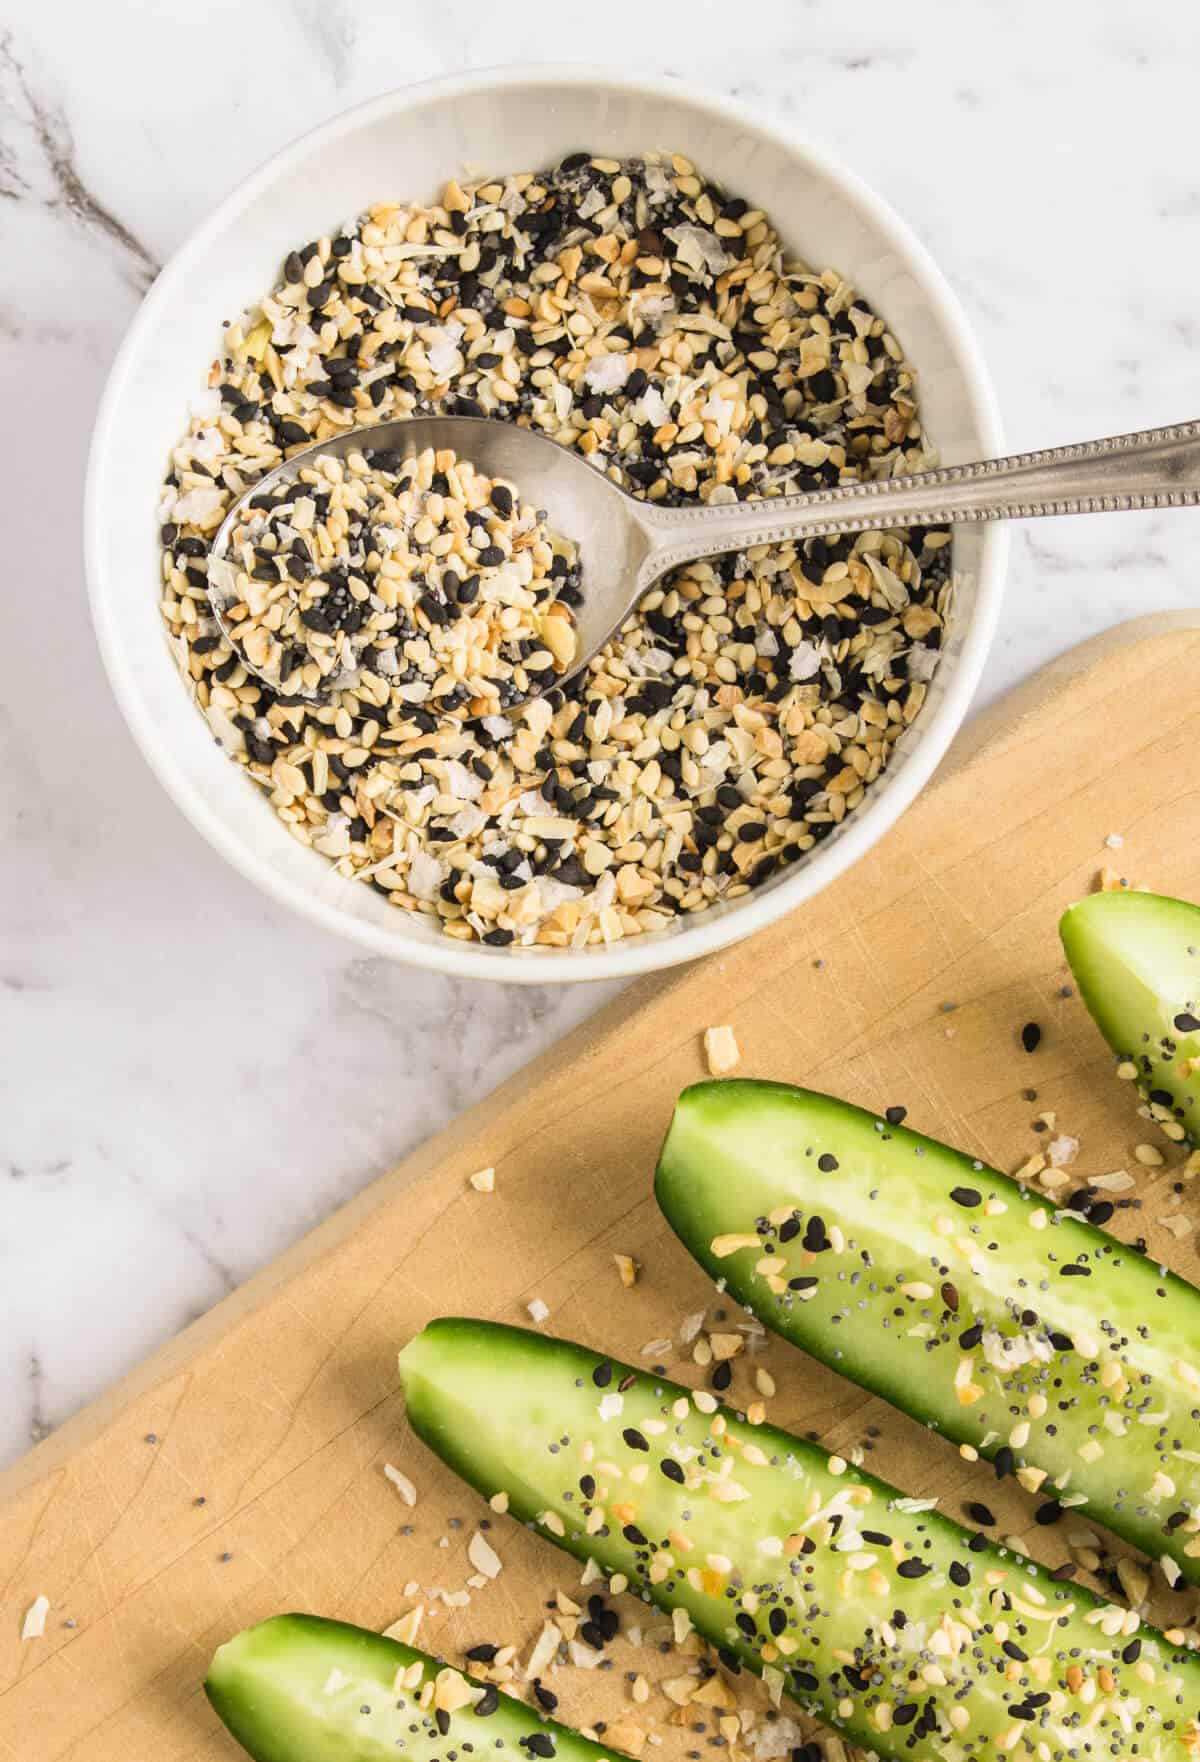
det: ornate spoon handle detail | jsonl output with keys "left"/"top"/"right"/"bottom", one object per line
{"left": 637, "top": 421, "right": 1200, "bottom": 574}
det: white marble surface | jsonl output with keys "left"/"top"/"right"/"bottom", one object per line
{"left": 3, "top": 0, "right": 1199, "bottom": 1471}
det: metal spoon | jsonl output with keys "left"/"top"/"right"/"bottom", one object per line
{"left": 207, "top": 414, "right": 1200, "bottom": 706}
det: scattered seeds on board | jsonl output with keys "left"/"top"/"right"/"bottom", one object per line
{"left": 383, "top": 1462, "right": 417, "bottom": 1506}
{"left": 1135, "top": 1142, "right": 1166, "bottom": 1167}
{"left": 703, "top": 1024, "right": 740, "bottom": 1076}
{"left": 467, "top": 1529, "right": 503, "bottom": 1579}
{"left": 526, "top": 1297, "right": 550, "bottom": 1324}
{"left": 1090, "top": 1168, "right": 1135, "bottom": 1193}
{"left": 468, "top": 1165, "right": 496, "bottom": 1192}
{"left": 21, "top": 1596, "right": 49, "bottom": 1640}
{"left": 383, "top": 1607, "right": 423, "bottom": 1645}
{"left": 160, "top": 151, "right": 949, "bottom": 954}
{"left": 613, "top": 1253, "right": 640, "bottom": 1288}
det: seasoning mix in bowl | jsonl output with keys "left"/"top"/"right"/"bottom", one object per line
{"left": 158, "top": 149, "right": 948, "bottom": 952}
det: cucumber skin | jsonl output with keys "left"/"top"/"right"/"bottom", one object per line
{"left": 400, "top": 1319, "right": 1200, "bottom": 1762}
{"left": 1061, "top": 890, "right": 1200, "bottom": 1143}
{"left": 206, "top": 1613, "right": 622, "bottom": 1762}
{"left": 656, "top": 1079, "right": 1200, "bottom": 1583}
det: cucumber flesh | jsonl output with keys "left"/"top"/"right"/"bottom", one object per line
{"left": 399, "top": 1318, "right": 1200, "bottom": 1762}
{"left": 206, "top": 1613, "right": 622, "bottom": 1762}
{"left": 655, "top": 1079, "right": 1200, "bottom": 1583}
{"left": 1061, "top": 889, "right": 1200, "bottom": 1144}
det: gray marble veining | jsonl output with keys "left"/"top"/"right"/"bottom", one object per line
{"left": 3, "top": 0, "right": 1199, "bottom": 1471}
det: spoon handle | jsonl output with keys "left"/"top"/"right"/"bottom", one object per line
{"left": 635, "top": 419, "right": 1200, "bottom": 574}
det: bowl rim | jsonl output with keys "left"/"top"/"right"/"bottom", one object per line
{"left": 85, "top": 61, "right": 1007, "bottom": 985}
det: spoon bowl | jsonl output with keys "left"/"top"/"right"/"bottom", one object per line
{"left": 207, "top": 415, "right": 656, "bottom": 707}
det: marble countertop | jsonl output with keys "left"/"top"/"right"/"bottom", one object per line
{"left": 3, "top": 0, "right": 1199, "bottom": 1471}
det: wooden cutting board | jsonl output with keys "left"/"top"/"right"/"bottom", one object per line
{"left": 5, "top": 613, "right": 1200, "bottom": 1762}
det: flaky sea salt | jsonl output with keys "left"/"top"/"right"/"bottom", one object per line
{"left": 583, "top": 353, "right": 629, "bottom": 395}
{"left": 406, "top": 850, "right": 445, "bottom": 901}
{"left": 789, "top": 640, "right": 821, "bottom": 682}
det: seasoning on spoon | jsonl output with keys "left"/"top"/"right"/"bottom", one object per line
{"left": 207, "top": 445, "right": 582, "bottom": 722}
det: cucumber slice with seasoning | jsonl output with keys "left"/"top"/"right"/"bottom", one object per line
{"left": 206, "top": 1612, "right": 623, "bottom": 1762}
{"left": 655, "top": 1079, "right": 1200, "bottom": 1585}
{"left": 1061, "top": 890, "right": 1200, "bottom": 1146}
{"left": 400, "top": 1319, "right": 1200, "bottom": 1761}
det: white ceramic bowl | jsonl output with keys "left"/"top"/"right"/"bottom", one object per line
{"left": 86, "top": 64, "right": 1005, "bottom": 984}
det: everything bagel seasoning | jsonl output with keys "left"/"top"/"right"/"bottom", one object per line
{"left": 208, "top": 444, "right": 582, "bottom": 716}
{"left": 158, "top": 151, "right": 948, "bottom": 950}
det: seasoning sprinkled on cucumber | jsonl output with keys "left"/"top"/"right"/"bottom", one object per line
{"left": 206, "top": 1613, "right": 626, "bottom": 1762}
{"left": 399, "top": 1318, "right": 1200, "bottom": 1762}
{"left": 1061, "top": 889, "right": 1200, "bottom": 1146}
{"left": 656, "top": 1079, "right": 1200, "bottom": 1585}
